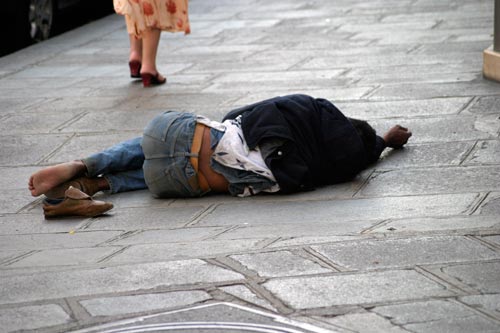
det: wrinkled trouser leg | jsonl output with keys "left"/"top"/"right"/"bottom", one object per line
{"left": 82, "top": 137, "right": 147, "bottom": 193}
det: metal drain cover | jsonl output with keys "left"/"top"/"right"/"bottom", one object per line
{"left": 70, "top": 303, "right": 334, "bottom": 333}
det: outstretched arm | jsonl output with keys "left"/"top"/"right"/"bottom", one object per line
{"left": 383, "top": 125, "right": 412, "bottom": 149}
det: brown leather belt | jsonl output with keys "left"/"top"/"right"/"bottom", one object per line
{"left": 190, "top": 123, "right": 211, "bottom": 192}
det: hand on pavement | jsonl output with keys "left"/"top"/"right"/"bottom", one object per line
{"left": 383, "top": 125, "right": 412, "bottom": 149}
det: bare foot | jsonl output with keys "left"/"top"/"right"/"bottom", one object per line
{"left": 29, "top": 161, "right": 87, "bottom": 197}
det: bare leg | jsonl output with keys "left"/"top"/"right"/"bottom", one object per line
{"left": 29, "top": 161, "right": 87, "bottom": 197}
{"left": 140, "top": 28, "right": 165, "bottom": 81}
{"left": 129, "top": 34, "right": 142, "bottom": 63}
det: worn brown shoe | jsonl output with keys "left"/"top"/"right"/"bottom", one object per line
{"left": 45, "top": 177, "right": 102, "bottom": 199}
{"left": 43, "top": 186, "right": 113, "bottom": 218}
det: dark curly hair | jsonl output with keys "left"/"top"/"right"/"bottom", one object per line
{"left": 348, "top": 118, "right": 376, "bottom": 157}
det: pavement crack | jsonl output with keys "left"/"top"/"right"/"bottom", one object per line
{"left": 185, "top": 203, "right": 219, "bottom": 227}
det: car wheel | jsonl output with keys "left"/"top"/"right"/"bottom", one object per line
{"left": 29, "top": 0, "right": 55, "bottom": 41}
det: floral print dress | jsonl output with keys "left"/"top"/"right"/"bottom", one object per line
{"left": 113, "top": 0, "right": 190, "bottom": 37}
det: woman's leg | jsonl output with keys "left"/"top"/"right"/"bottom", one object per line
{"left": 129, "top": 34, "right": 142, "bottom": 63}
{"left": 140, "top": 27, "right": 165, "bottom": 82}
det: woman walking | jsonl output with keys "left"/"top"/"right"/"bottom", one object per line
{"left": 113, "top": 0, "right": 190, "bottom": 87}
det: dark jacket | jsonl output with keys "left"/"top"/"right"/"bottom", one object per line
{"left": 223, "top": 94, "right": 384, "bottom": 193}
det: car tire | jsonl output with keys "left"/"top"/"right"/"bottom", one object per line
{"left": 28, "top": 0, "right": 56, "bottom": 42}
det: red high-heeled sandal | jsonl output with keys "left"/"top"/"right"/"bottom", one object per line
{"left": 129, "top": 60, "right": 141, "bottom": 78}
{"left": 141, "top": 72, "right": 167, "bottom": 87}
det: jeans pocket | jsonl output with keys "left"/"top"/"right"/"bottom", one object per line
{"left": 143, "top": 111, "right": 184, "bottom": 142}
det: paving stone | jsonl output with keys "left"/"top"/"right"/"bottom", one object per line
{"left": 198, "top": 193, "right": 479, "bottom": 226}
{"left": 230, "top": 251, "right": 332, "bottom": 278}
{"left": 0, "top": 259, "right": 242, "bottom": 304}
{"left": 70, "top": 303, "right": 324, "bottom": 333}
{"left": 362, "top": 166, "right": 500, "bottom": 196}
{"left": 321, "top": 312, "right": 409, "bottom": 333}
{"left": 233, "top": 87, "right": 375, "bottom": 106}
{"left": 375, "top": 141, "right": 473, "bottom": 169}
{"left": 369, "top": 81, "right": 500, "bottom": 101}
{"left": 0, "top": 304, "right": 71, "bottom": 332}
{"left": 80, "top": 290, "right": 211, "bottom": 317}
{"left": 466, "top": 140, "right": 500, "bottom": 165}
{"left": 372, "top": 299, "right": 500, "bottom": 332}
{"left": 8, "top": 246, "right": 121, "bottom": 268}
{"left": 109, "top": 227, "right": 228, "bottom": 245}
{"left": 263, "top": 270, "right": 454, "bottom": 309}
{"left": 0, "top": 97, "right": 44, "bottom": 113}
{"left": 468, "top": 96, "right": 500, "bottom": 114}
{"left": 311, "top": 236, "right": 500, "bottom": 270}
{"left": 25, "top": 96, "right": 124, "bottom": 112}
{"left": 301, "top": 53, "right": 445, "bottom": 71}
{"left": 459, "top": 294, "right": 500, "bottom": 315}
{"left": 369, "top": 116, "right": 494, "bottom": 144}
{"left": 335, "top": 97, "right": 470, "bottom": 120}
{"left": 0, "top": 134, "right": 71, "bottom": 166}
{"left": 373, "top": 299, "right": 476, "bottom": 324}
{"left": 59, "top": 109, "right": 163, "bottom": 133}
{"left": 203, "top": 77, "right": 352, "bottom": 93}
{"left": 0, "top": 231, "right": 121, "bottom": 250}
{"left": 106, "top": 239, "right": 266, "bottom": 263}
{"left": 482, "top": 235, "right": 500, "bottom": 247}
{"left": 440, "top": 262, "right": 500, "bottom": 293}
{"left": 0, "top": 166, "right": 41, "bottom": 190}
{"left": 358, "top": 71, "right": 479, "bottom": 85}
{"left": 0, "top": 111, "right": 81, "bottom": 135}
{"left": 0, "top": 213, "right": 85, "bottom": 234}
{"left": 0, "top": 250, "right": 27, "bottom": 264}
{"left": 370, "top": 215, "right": 500, "bottom": 234}
{"left": 46, "top": 132, "right": 142, "bottom": 164}
{"left": 268, "top": 236, "right": 361, "bottom": 249}
{"left": 478, "top": 192, "right": 500, "bottom": 216}
{"left": 220, "top": 285, "right": 276, "bottom": 311}
{"left": 216, "top": 220, "right": 378, "bottom": 240}
{"left": 85, "top": 206, "right": 206, "bottom": 231}
{"left": 0, "top": 189, "right": 37, "bottom": 214}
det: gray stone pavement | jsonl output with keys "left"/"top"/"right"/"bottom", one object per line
{"left": 0, "top": 0, "right": 499, "bottom": 332}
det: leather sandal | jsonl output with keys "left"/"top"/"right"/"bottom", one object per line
{"left": 141, "top": 72, "right": 166, "bottom": 87}
{"left": 43, "top": 186, "right": 113, "bottom": 218}
{"left": 45, "top": 177, "right": 102, "bottom": 199}
{"left": 129, "top": 60, "right": 141, "bottom": 78}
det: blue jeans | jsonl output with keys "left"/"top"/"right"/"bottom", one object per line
{"left": 83, "top": 111, "right": 209, "bottom": 198}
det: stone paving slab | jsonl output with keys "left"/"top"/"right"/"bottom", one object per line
{"left": 79, "top": 290, "right": 211, "bottom": 317}
{"left": 374, "top": 141, "right": 473, "bottom": 169}
{"left": 372, "top": 299, "right": 500, "bottom": 333}
{"left": 0, "top": 259, "right": 243, "bottom": 305}
{"left": 1, "top": 134, "right": 71, "bottom": 166}
{"left": 263, "top": 270, "right": 454, "bottom": 309}
{"left": 439, "top": 261, "right": 500, "bottom": 294}
{"left": 230, "top": 251, "right": 333, "bottom": 278}
{"left": 311, "top": 236, "right": 500, "bottom": 271}
{"left": 361, "top": 166, "right": 500, "bottom": 197}
{"left": 320, "top": 312, "right": 409, "bottom": 333}
{"left": 0, "top": 0, "right": 499, "bottom": 331}
{"left": 7, "top": 246, "right": 122, "bottom": 268}
{"left": 0, "top": 214, "right": 86, "bottom": 234}
{"left": 369, "top": 215, "right": 500, "bottom": 234}
{"left": 0, "top": 231, "right": 122, "bottom": 251}
{"left": 220, "top": 285, "right": 276, "bottom": 311}
{"left": 335, "top": 97, "right": 470, "bottom": 119}
{"left": 198, "top": 193, "right": 480, "bottom": 226}
{"left": 0, "top": 304, "right": 71, "bottom": 333}
{"left": 84, "top": 206, "right": 207, "bottom": 231}
{"left": 105, "top": 238, "right": 267, "bottom": 264}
